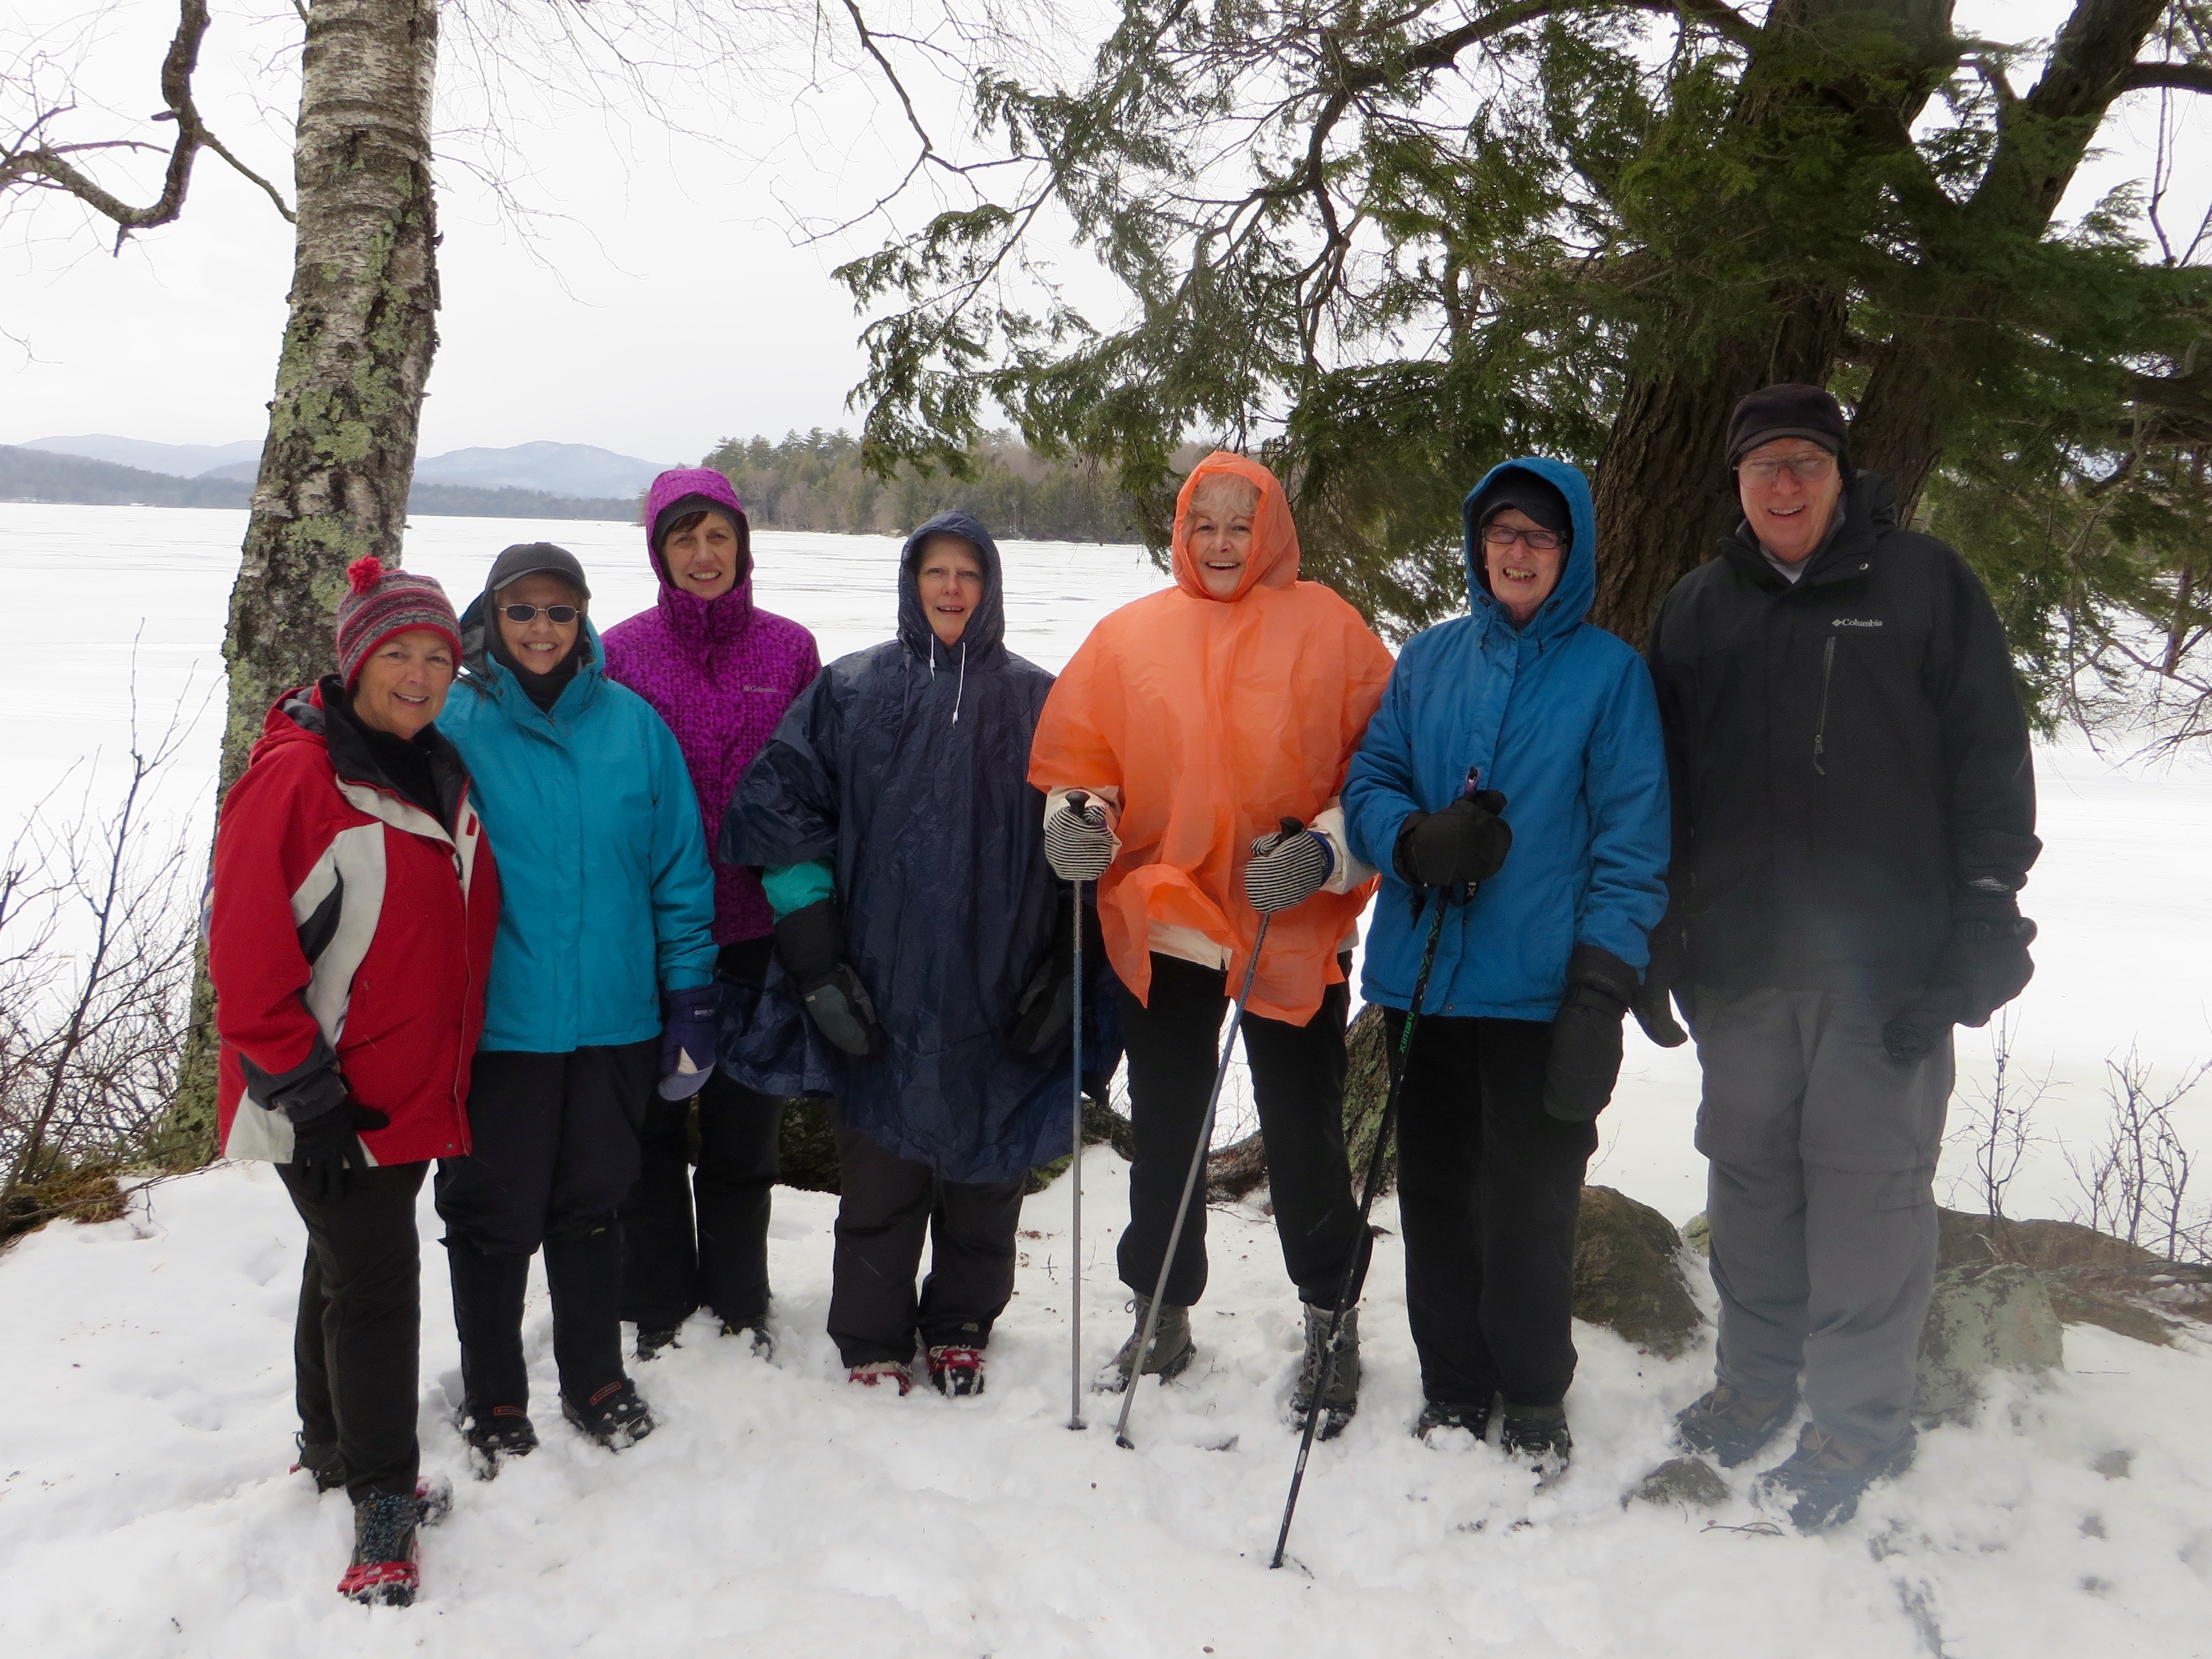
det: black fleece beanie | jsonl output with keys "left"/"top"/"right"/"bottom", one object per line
{"left": 1469, "top": 473, "right": 1573, "bottom": 543}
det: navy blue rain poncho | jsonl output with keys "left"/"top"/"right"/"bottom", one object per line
{"left": 719, "top": 512, "right": 1074, "bottom": 1184}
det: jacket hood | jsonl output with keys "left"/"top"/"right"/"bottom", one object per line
{"left": 640, "top": 468, "right": 758, "bottom": 665}
{"left": 1171, "top": 451, "right": 1300, "bottom": 602}
{"left": 457, "top": 589, "right": 605, "bottom": 712}
{"left": 898, "top": 509, "right": 1006, "bottom": 666}
{"left": 1461, "top": 456, "right": 1596, "bottom": 643}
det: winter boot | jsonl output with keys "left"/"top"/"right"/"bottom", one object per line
{"left": 337, "top": 1490, "right": 420, "bottom": 1608}
{"left": 461, "top": 1405, "right": 539, "bottom": 1478}
{"left": 446, "top": 1238, "right": 536, "bottom": 1478}
{"left": 413, "top": 1474, "right": 453, "bottom": 1529}
{"left": 544, "top": 1227, "right": 630, "bottom": 1412}
{"left": 1754, "top": 1423, "right": 1915, "bottom": 1532}
{"left": 561, "top": 1379, "right": 657, "bottom": 1450}
{"left": 722, "top": 1319, "right": 774, "bottom": 1360}
{"left": 293, "top": 1434, "right": 345, "bottom": 1494}
{"left": 1498, "top": 1402, "right": 1572, "bottom": 1485}
{"left": 1412, "top": 1398, "right": 1493, "bottom": 1445}
{"left": 926, "top": 1345, "right": 987, "bottom": 1397}
{"left": 1288, "top": 1303, "right": 1361, "bottom": 1440}
{"left": 1674, "top": 1382, "right": 1796, "bottom": 1468}
{"left": 1094, "top": 1296, "right": 1194, "bottom": 1394}
{"left": 634, "top": 1323, "right": 684, "bottom": 1361}
{"left": 849, "top": 1360, "right": 914, "bottom": 1394}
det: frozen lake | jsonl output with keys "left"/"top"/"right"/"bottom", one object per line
{"left": 4, "top": 500, "right": 2209, "bottom": 1223}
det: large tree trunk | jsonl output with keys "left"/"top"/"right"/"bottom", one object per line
{"left": 163, "top": 0, "right": 441, "bottom": 1163}
{"left": 1587, "top": 0, "right": 1953, "bottom": 643}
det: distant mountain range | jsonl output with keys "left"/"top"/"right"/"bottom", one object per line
{"left": 0, "top": 445, "right": 638, "bottom": 523}
{"left": 20, "top": 435, "right": 674, "bottom": 497}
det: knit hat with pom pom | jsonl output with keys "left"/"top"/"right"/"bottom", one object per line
{"left": 335, "top": 555, "right": 462, "bottom": 688}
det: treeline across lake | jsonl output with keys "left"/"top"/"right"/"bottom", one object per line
{"left": 699, "top": 430, "right": 1145, "bottom": 544}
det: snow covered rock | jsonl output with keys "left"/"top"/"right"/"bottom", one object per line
{"left": 1914, "top": 1261, "right": 2064, "bottom": 1424}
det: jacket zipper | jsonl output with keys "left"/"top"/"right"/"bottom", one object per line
{"left": 1813, "top": 635, "right": 1835, "bottom": 775}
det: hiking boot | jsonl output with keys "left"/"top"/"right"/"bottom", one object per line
{"left": 849, "top": 1360, "right": 914, "bottom": 1394}
{"left": 413, "top": 1474, "right": 453, "bottom": 1528}
{"left": 1412, "top": 1398, "right": 1493, "bottom": 1444}
{"left": 1674, "top": 1383, "right": 1796, "bottom": 1468}
{"left": 337, "top": 1490, "right": 420, "bottom": 1608}
{"left": 461, "top": 1405, "right": 538, "bottom": 1480}
{"left": 1754, "top": 1423, "right": 1916, "bottom": 1532}
{"left": 1288, "top": 1303, "right": 1361, "bottom": 1440}
{"left": 561, "top": 1379, "right": 656, "bottom": 1451}
{"left": 1498, "top": 1402, "right": 1572, "bottom": 1485}
{"left": 722, "top": 1320, "right": 774, "bottom": 1360}
{"left": 1094, "top": 1296, "right": 1194, "bottom": 1394}
{"left": 926, "top": 1345, "right": 987, "bottom": 1397}
{"left": 293, "top": 1436, "right": 345, "bottom": 1495}
{"left": 634, "top": 1323, "right": 685, "bottom": 1361}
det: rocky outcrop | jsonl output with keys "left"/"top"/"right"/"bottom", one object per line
{"left": 1914, "top": 1261, "right": 2064, "bottom": 1424}
{"left": 1573, "top": 1186, "right": 1706, "bottom": 1357}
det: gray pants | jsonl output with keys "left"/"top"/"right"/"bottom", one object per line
{"left": 1689, "top": 987, "right": 1953, "bottom": 1451}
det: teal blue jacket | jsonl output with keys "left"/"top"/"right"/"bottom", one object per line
{"left": 439, "top": 616, "right": 717, "bottom": 1053}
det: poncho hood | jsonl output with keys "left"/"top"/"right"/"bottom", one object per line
{"left": 898, "top": 509, "right": 1009, "bottom": 670}
{"left": 1170, "top": 451, "right": 1301, "bottom": 602}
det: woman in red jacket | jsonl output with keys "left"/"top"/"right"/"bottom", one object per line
{"left": 208, "top": 557, "right": 500, "bottom": 1609}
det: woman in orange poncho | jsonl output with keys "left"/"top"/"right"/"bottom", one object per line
{"left": 1031, "top": 451, "right": 1394, "bottom": 1434}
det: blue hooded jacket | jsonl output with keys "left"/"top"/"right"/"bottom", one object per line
{"left": 1343, "top": 458, "right": 1670, "bottom": 1018}
{"left": 719, "top": 512, "right": 1074, "bottom": 1184}
{"left": 439, "top": 607, "right": 717, "bottom": 1052}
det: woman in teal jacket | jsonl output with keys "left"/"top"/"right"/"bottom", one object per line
{"left": 436, "top": 542, "right": 717, "bottom": 1469}
{"left": 1343, "top": 458, "right": 1668, "bottom": 1479}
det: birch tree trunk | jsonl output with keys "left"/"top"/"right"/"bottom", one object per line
{"left": 164, "top": 0, "right": 441, "bottom": 1160}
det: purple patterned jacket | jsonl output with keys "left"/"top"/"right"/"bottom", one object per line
{"left": 602, "top": 468, "right": 822, "bottom": 945}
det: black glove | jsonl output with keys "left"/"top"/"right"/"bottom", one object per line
{"left": 773, "top": 900, "right": 885, "bottom": 1058}
{"left": 289, "top": 1098, "right": 390, "bottom": 1202}
{"left": 1631, "top": 903, "right": 1690, "bottom": 1048}
{"left": 1542, "top": 945, "right": 1640, "bottom": 1123}
{"left": 1393, "top": 791, "right": 1511, "bottom": 889}
{"left": 1243, "top": 822, "right": 1331, "bottom": 914}
{"left": 1043, "top": 794, "right": 1115, "bottom": 882}
{"left": 1882, "top": 895, "right": 2037, "bottom": 1063}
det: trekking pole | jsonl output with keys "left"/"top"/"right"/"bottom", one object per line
{"left": 1113, "top": 817, "right": 1301, "bottom": 1451}
{"left": 1271, "top": 812, "right": 1471, "bottom": 1567}
{"left": 1067, "top": 795, "right": 1091, "bottom": 1433}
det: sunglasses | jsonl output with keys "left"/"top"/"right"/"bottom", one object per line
{"left": 500, "top": 603, "right": 581, "bottom": 624}
{"left": 1483, "top": 524, "right": 1562, "bottom": 552}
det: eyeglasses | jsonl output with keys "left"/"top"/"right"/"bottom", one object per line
{"left": 500, "top": 604, "right": 580, "bottom": 624}
{"left": 1739, "top": 453, "right": 1837, "bottom": 483}
{"left": 1483, "top": 524, "right": 1562, "bottom": 552}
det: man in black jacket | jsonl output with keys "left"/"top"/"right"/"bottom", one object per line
{"left": 1642, "top": 384, "right": 2040, "bottom": 1531}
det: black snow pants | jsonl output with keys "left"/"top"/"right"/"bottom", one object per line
{"left": 826, "top": 1124, "right": 1026, "bottom": 1368}
{"left": 620, "top": 939, "right": 784, "bottom": 1333}
{"left": 278, "top": 1159, "right": 427, "bottom": 1501}
{"left": 1387, "top": 1011, "right": 1597, "bottom": 1411}
{"left": 435, "top": 1039, "right": 654, "bottom": 1414}
{"left": 1117, "top": 951, "right": 1365, "bottom": 1310}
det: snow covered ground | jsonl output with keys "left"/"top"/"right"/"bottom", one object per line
{"left": 3, "top": 502, "right": 2211, "bottom": 1652}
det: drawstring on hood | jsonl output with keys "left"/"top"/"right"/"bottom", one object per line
{"left": 899, "top": 509, "right": 1005, "bottom": 727}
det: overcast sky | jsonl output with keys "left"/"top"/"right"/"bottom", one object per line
{"left": 4, "top": 0, "right": 2205, "bottom": 466}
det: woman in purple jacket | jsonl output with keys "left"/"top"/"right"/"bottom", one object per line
{"left": 603, "top": 468, "right": 822, "bottom": 1357}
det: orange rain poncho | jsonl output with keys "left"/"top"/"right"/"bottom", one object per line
{"left": 1029, "top": 452, "right": 1395, "bottom": 1023}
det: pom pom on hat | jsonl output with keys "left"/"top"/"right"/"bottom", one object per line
{"left": 347, "top": 555, "right": 389, "bottom": 596}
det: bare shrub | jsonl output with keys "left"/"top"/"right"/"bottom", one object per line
{"left": 1944, "top": 1012, "right": 2055, "bottom": 1230}
{"left": 0, "top": 684, "right": 204, "bottom": 1244}
{"left": 2067, "top": 1047, "right": 2211, "bottom": 1265}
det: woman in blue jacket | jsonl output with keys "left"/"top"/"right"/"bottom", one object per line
{"left": 1343, "top": 460, "right": 1669, "bottom": 1480}
{"left": 436, "top": 543, "right": 718, "bottom": 1467}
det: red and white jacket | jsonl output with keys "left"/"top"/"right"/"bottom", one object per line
{"left": 211, "top": 681, "right": 500, "bottom": 1166}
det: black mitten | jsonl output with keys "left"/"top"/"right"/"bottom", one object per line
{"left": 1394, "top": 790, "right": 1511, "bottom": 889}
{"left": 1882, "top": 895, "right": 2036, "bottom": 1063}
{"left": 1542, "top": 945, "right": 1640, "bottom": 1123}
{"left": 1631, "top": 903, "right": 1690, "bottom": 1048}
{"left": 773, "top": 900, "right": 885, "bottom": 1058}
